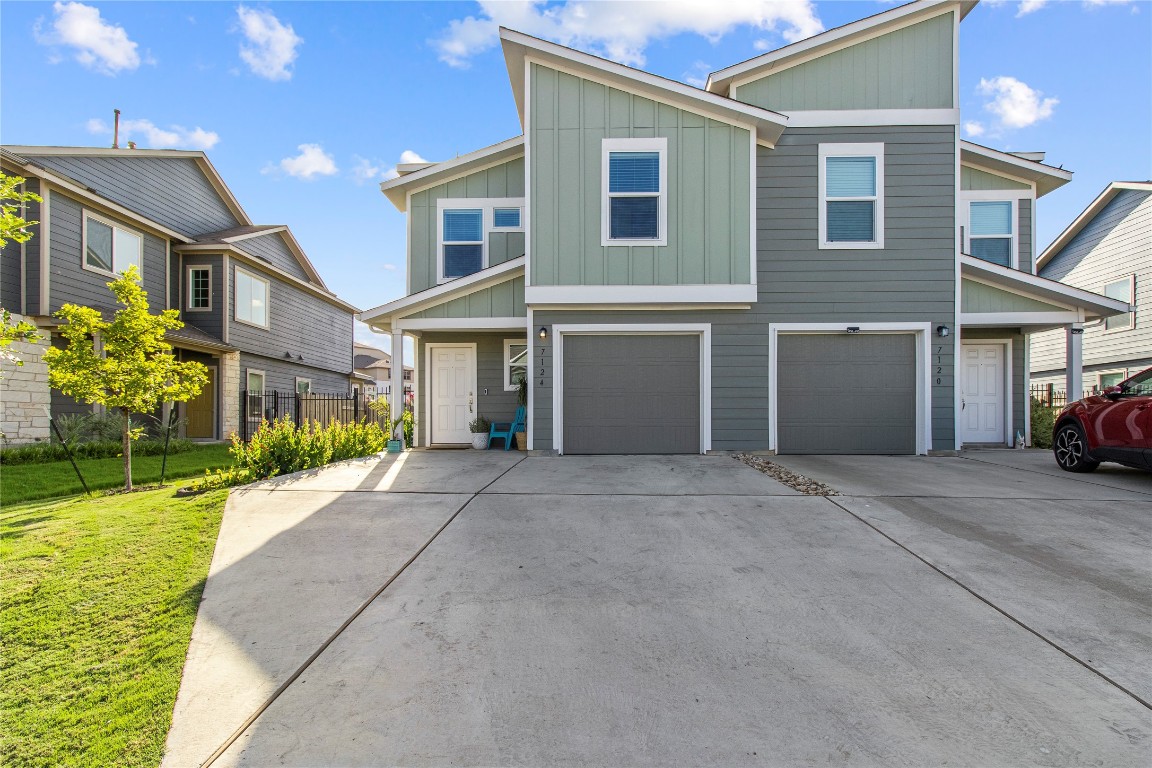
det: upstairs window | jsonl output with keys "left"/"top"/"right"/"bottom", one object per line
{"left": 1103, "top": 276, "right": 1135, "bottom": 331}
{"left": 602, "top": 138, "right": 668, "bottom": 246}
{"left": 436, "top": 198, "right": 524, "bottom": 283}
{"left": 187, "top": 266, "right": 211, "bottom": 311}
{"left": 235, "top": 267, "right": 269, "bottom": 328}
{"left": 819, "top": 144, "right": 884, "bottom": 249}
{"left": 84, "top": 212, "right": 142, "bottom": 277}
{"left": 969, "top": 201, "right": 1014, "bottom": 267}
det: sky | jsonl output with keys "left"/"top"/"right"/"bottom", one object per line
{"left": 2, "top": 0, "right": 1149, "bottom": 355}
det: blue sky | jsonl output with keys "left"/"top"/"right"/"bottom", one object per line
{"left": 2, "top": 1, "right": 1149, "bottom": 351}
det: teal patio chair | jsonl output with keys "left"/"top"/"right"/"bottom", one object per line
{"left": 488, "top": 406, "right": 526, "bottom": 450}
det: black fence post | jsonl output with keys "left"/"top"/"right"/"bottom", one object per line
{"left": 50, "top": 417, "right": 91, "bottom": 496}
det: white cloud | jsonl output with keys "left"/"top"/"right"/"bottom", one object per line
{"left": 352, "top": 150, "right": 428, "bottom": 184}
{"left": 434, "top": 0, "right": 823, "bottom": 68}
{"left": 86, "top": 116, "right": 220, "bottom": 150}
{"left": 978, "top": 76, "right": 1058, "bottom": 129}
{"left": 236, "top": 6, "right": 302, "bottom": 81}
{"left": 962, "top": 121, "right": 985, "bottom": 138}
{"left": 268, "top": 144, "right": 338, "bottom": 180}
{"left": 35, "top": 1, "right": 142, "bottom": 75}
{"left": 382, "top": 263, "right": 397, "bottom": 271}
{"left": 682, "top": 60, "right": 712, "bottom": 88}
{"left": 1015, "top": 0, "right": 1048, "bottom": 16}
{"left": 399, "top": 150, "right": 427, "bottom": 165}
{"left": 989, "top": 0, "right": 1133, "bottom": 15}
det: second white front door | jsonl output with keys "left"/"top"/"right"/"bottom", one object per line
{"left": 960, "top": 343, "right": 1006, "bottom": 444}
{"left": 430, "top": 345, "right": 476, "bottom": 444}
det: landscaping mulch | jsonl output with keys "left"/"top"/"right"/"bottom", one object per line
{"left": 734, "top": 454, "right": 840, "bottom": 496}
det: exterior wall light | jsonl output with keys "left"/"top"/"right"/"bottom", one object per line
{"left": 846, "top": 327, "right": 860, "bottom": 334}
{"left": 538, "top": 327, "right": 548, "bottom": 340}
{"left": 937, "top": 325, "right": 950, "bottom": 338}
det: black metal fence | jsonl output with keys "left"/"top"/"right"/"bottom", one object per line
{"left": 239, "top": 390, "right": 387, "bottom": 441}
{"left": 1029, "top": 383, "right": 1097, "bottom": 408}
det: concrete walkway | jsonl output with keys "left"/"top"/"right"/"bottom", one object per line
{"left": 164, "top": 451, "right": 1152, "bottom": 767}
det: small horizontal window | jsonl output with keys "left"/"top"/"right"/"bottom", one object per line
{"left": 493, "top": 208, "right": 521, "bottom": 228}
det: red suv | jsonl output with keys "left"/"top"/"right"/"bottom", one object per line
{"left": 1053, "top": 367, "right": 1152, "bottom": 472}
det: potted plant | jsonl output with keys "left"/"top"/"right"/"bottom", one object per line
{"left": 469, "top": 416, "right": 491, "bottom": 449}
{"left": 514, "top": 375, "right": 528, "bottom": 451}
{"left": 386, "top": 415, "right": 405, "bottom": 453}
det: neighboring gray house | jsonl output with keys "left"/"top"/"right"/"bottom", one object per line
{"left": 1030, "top": 181, "right": 1150, "bottom": 393}
{"left": 0, "top": 146, "right": 358, "bottom": 444}
{"left": 360, "top": 0, "right": 1127, "bottom": 454}
{"left": 353, "top": 341, "right": 413, "bottom": 400}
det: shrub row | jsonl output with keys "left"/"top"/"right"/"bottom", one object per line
{"left": 1030, "top": 398, "right": 1060, "bottom": 450}
{"left": 1, "top": 438, "right": 195, "bottom": 465}
{"left": 227, "top": 417, "right": 386, "bottom": 481}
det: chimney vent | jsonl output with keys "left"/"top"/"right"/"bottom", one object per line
{"left": 112, "top": 109, "right": 121, "bottom": 149}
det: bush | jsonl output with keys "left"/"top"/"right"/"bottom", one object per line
{"left": 1030, "top": 397, "right": 1060, "bottom": 449}
{"left": 468, "top": 416, "right": 490, "bottom": 434}
{"left": 227, "top": 417, "right": 385, "bottom": 480}
{"left": 1, "top": 438, "right": 195, "bottom": 465}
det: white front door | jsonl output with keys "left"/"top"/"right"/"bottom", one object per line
{"left": 430, "top": 345, "right": 476, "bottom": 444}
{"left": 960, "top": 343, "right": 1006, "bottom": 444}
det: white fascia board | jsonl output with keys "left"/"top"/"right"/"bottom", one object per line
{"left": 394, "top": 317, "right": 527, "bottom": 332}
{"left": 217, "top": 226, "right": 288, "bottom": 243}
{"left": 359, "top": 256, "right": 526, "bottom": 325}
{"left": 500, "top": 29, "right": 787, "bottom": 146}
{"left": 959, "top": 311, "right": 1082, "bottom": 328}
{"left": 706, "top": 0, "right": 956, "bottom": 95}
{"left": 784, "top": 109, "right": 958, "bottom": 127}
{"left": 960, "top": 142, "right": 1072, "bottom": 197}
{"left": 378, "top": 137, "right": 525, "bottom": 212}
{"left": 1036, "top": 181, "right": 1152, "bottom": 270}
{"left": 525, "top": 284, "right": 757, "bottom": 305}
{"left": 960, "top": 255, "right": 1129, "bottom": 318}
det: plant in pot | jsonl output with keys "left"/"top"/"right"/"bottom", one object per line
{"left": 515, "top": 374, "right": 528, "bottom": 451}
{"left": 468, "top": 416, "right": 491, "bottom": 449}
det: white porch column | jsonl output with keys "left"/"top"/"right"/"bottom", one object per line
{"left": 390, "top": 330, "right": 404, "bottom": 439}
{"left": 1065, "top": 324, "right": 1084, "bottom": 399}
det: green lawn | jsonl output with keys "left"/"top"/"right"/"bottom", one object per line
{"left": 0, "top": 485, "right": 228, "bottom": 768}
{"left": 1, "top": 444, "right": 234, "bottom": 505}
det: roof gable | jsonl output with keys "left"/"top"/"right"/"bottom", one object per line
{"left": 1037, "top": 182, "right": 1152, "bottom": 270}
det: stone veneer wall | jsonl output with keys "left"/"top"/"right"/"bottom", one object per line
{"left": 219, "top": 351, "right": 240, "bottom": 439}
{"left": 1, "top": 319, "right": 52, "bottom": 444}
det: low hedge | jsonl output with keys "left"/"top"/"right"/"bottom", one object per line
{"left": 1030, "top": 398, "right": 1060, "bottom": 450}
{"left": 0, "top": 438, "right": 196, "bottom": 465}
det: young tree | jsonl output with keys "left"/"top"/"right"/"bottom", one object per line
{"left": 45, "top": 266, "right": 208, "bottom": 491}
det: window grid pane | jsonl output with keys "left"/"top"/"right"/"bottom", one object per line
{"left": 826, "top": 201, "right": 875, "bottom": 242}
{"left": 970, "top": 238, "right": 1012, "bottom": 266}
{"left": 609, "top": 152, "right": 660, "bottom": 193}
{"left": 113, "top": 229, "right": 142, "bottom": 274}
{"left": 444, "top": 244, "right": 483, "bottom": 277}
{"left": 443, "top": 209, "right": 482, "bottom": 242}
{"left": 191, "top": 269, "right": 210, "bottom": 308}
{"left": 86, "top": 219, "right": 114, "bottom": 271}
{"left": 826, "top": 157, "right": 876, "bottom": 197}
{"left": 493, "top": 208, "right": 521, "bottom": 228}
{"left": 610, "top": 196, "right": 659, "bottom": 239}
{"left": 970, "top": 201, "right": 1012, "bottom": 236}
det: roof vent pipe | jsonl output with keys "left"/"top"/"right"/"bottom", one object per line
{"left": 112, "top": 108, "right": 121, "bottom": 149}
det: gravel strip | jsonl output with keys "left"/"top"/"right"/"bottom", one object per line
{"left": 734, "top": 454, "right": 840, "bottom": 496}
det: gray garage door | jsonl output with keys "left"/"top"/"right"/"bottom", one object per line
{"left": 778, "top": 333, "right": 917, "bottom": 455}
{"left": 563, "top": 334, "right": 700, "bottom": 454}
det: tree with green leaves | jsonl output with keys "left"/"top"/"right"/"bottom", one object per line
{"left": 44, "top": 266, "right": 208, "bottom": 491}
{"left": 1, "top": 172, "right": 45, "bottom": 370}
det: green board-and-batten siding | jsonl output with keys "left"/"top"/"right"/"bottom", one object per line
{"left": 530, "top": 63, "right": 752, "bottom": 287}
{"left": 408, "top": 157, "right": 526, "bottom": 293}
{"left": 961, "top": 279, "right": 1066, "bottom": 314}
{"left": 961, "top": 166, "right": 1030, "bottom": 191}
{"left": 731, "top": 12, "right": 954, "bottom": 111}
{"left": 404, "top": 276, "right": 527, "bottom": 319}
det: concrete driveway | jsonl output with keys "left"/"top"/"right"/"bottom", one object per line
{"left": 164, "top": 450, "right": 1152, "bottom": 767}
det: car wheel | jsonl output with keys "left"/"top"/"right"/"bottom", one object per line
{"left": 1053, "top": 423, "right": 1099, "bottom": 473}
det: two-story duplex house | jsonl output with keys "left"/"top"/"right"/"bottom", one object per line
{"left": 1029, "top": 181, "right": 1150, "bottom": 394}
{"left": 360, "top": 0, "right": 1128, "bottom": 455}
{"left": 1, "top": 145, "right": 358, "bottom": 444}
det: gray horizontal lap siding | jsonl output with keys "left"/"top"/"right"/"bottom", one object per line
{"left": 240, "top": 232, "right": 309, "bottom": 282}
{"left": 239, "top": 353, "right": 350, "bottom": 395}
{"left": 227, "top": 262, "right": 353, "bottom": 376}
{"left": 22, "top": 180, "right": 43, "bottom": 315}
{"left": 416, "top": 333, "right": 524, "bottom": 446}
{"left": 24, "top": 155, "right": 239, "bottom": 236}
{"left": 1, "top": 229, "right": 21, "bottom": 311}
{"left": 179, "top": 254, "right": 225, "bottom": 340}
{"left": 47, "top": 191, "right": 169, "bottom": 314}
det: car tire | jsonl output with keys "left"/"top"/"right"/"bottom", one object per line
{"left": 1053, "top": 423, "right": 1099, "bottom": 473}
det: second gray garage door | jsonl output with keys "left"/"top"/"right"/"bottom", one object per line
{"left": 563, "top": 334, "right": 700, "bottom": 454}
{"left": 778, "top": 333, "right": 917, "bottom": 455}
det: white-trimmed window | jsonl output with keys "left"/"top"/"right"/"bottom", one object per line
{"left": 436, "top": 198, "right": 525, "bottom": 283}
{"left": 504, "top": 338, "right": 528, "bottom": 391}
{"left": 83, "top": 211, "right": 142, "bottom": 277}
{"left": 1103, "top": 275, "right": 1135, "bottom": 331}
{"left": 1099, "top": 370, "right": 1127, "bottom": 390}
{"left": 968, "top": 200, "right": 1015, "bottom": 267}
{"left": 602, "top": 137, "right": 668, "bottom": 246}
{"left": 235, "top": 267, "right": 270, "bottom": 328}
{"left": 819, "top": 143, "right": 884, "bottom": 249}
{"left": 186, "top": 265, "right": 212, "bottom": 311}
{"left": 246, "top": 370, "right": 265, "bottom": 417}
{"left": 295, "top": 377, "right": 311, "bottom": 395}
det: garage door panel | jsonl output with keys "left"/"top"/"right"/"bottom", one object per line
{"left": 778, "top": 334, "right": 916, "bottom": 455}
{"left": 563, "top": 334, "right": 699, "bottom": 454}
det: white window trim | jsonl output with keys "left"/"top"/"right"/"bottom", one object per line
{"left": 185, "top": 264, "right": 212, "bottom": 312}
{"left": 436, "top": 197, "right": 525, "bottom": 284}
{"left": 601, "top": 137, "right": 669, "bottom": 247}
{"left": 1102, "top": 274, "right": 1136, "bottom": 333}
{"left": 234, "top": 265, "right": 271, "bottom": 330}
{"left": 551, "top": 324, "right": 712, "bottom": 454}
{"left": 503, "top": 337, "right": 529, "bottom": 391}
{"left": 818, "top": 143, "right": 885, "bottom": 250}
{"left": 960, "top": 192, "right": 1020, "bottom": 270}
{"left": 81, "top": 209, "right": 144, "bottom": 278}
{"left": 295, "top": 377, "right": 312, "bottom": 395}
{"left": 1096, "top": 369, "right": 1129, "bottom": 390}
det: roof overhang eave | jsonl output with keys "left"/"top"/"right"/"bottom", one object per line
{"left": 960, "top": 142, "right": 1073, "bottom": 197}
{"left": 377, "top": 136, "right": 526, "bottom": 213}
{"left": 360, "top": 256, "right": 526, "bottom": 328}
{"left": 961, "top": 255, "right": 1130, "bottom": 320}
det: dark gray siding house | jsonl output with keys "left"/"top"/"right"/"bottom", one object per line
{"left": 0, "top": 145, "right": 358, "bottom": 444}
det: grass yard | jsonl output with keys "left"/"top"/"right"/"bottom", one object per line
{"left": 0, "top": 485, "right": 228, "bottom": 768}
{"left": 1, "top": 443, "right": 234, "bottom": 505}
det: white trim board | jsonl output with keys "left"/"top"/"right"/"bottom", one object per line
{"left": 550, "top": 323, "right": 712, "bottom": 455}
{"left": 959, "top": 311, "right": 1083, "bottom": 327}
{"left": 767, "top": 322, "right": 933, "bottom": 455}
{"left": 525, "top": 284, "right": 756, "bottom": 305}
{"left": 394, "top": 317, "right": 527, "bottom": 332}
{"left": 360, "top": 256, "right": 525, "bottom": 325}
{"left": 784, "top": 109, "right": 959, "bottom": 127}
